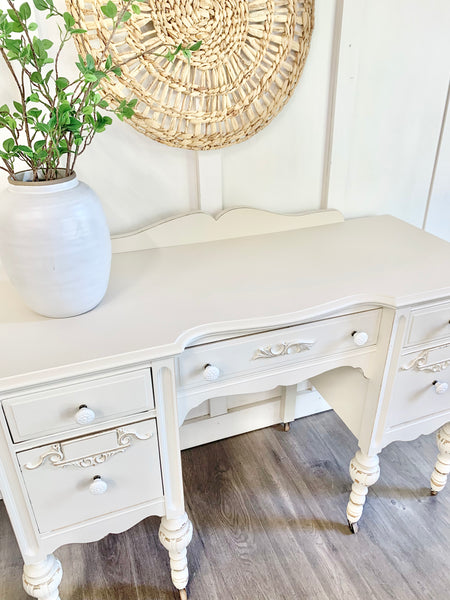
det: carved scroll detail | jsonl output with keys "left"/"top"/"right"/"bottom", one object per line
{"left": 401, "top": 345, "right": 450, "bottom": 373}
{"left": 253, "top": 341, "right": 314, "bottom": 360}
{"left": 24, "top": 428, "right": 152, "bottom": 471}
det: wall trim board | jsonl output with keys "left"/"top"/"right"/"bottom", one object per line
{"left": 320, "top": 0, "right": 344, "bottom": 209}
{"left": 196, "top": 151, "right": 223, "bottom": 213}
{"left": 422, "top": 79, "right": 450, "bottom": 231}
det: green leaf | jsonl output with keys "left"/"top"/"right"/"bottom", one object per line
{"left": 84, "top": 72, "right": 98, "bottom": 82}
{"left": 131, "top": 4, "right": 140, "bottom": 14}
{"left": 28, "top": 22, "right": 38, "bottom": 31}
{"left": 182, "top": 48, "right": 191, "bottom": 62}
{"left": 55, "top": 77, "right": 69, "bottom": 90}
{"left": 189, "top": 40, "right": 202, "bottom": 51}
{"left": 35, "top": 122, "right": 50, "bottom": 133}
{"left": 105, "top": 54, "right": 112, "bottom": 70}
{"left": 63, "top": 12, "right": 75, "bottom": 29}
{"left": 99, "top": 100, "right": 109, "bottom": 108}
{"left": 27, "top": 93, "right": 40, "bottom": 102}
{"left": 15, "top": 145, "right": 34, "bottom": 156}
{"left": 86, "top": 53, "right": 95, "bottom": 70}
{"left": 121, "top": 10, "right": 131, "bottom": 22}
{"left": 111, "top": 66, "right": 122, "bottom": 76}
{"left": 34, "top": 140, "right": 46, "bottom": 150}
{"left": 7, "top": 9, "right": 21, "bottom": 23}
{"left": 70, "top": 28, "right": 87, "bottom": 34}
{"left": 30, "top": 71, "right": 43, "bottom": 84}
{"left": 41, "top": 39, "right": 53, "bottom": 50}
{"left": 0, "top": 105, "right": 10, "bottom": 115}
{"left": 3, "top": 138, "right": 15, "bottom": 152}
{"left": 33, "top": 0, "right": 48, "bottom": 11}
{"left": 13, "top": 101, "right": 23, "bottom": 114}
{"left": 19, "top": 3, "right": 32, "bottom": 21}
{"left": 27, "top": 108, "right": 42, "bottom": 119}
{"left": 100, "top": 1, "right": 117, "bottom": 19}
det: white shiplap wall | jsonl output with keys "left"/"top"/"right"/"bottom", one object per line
{"left": 1, "top": 0, "right": 448, "bottom": 237}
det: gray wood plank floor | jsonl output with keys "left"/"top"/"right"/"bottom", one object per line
{"left": 1, "top": 410, "right": 449, "bottom": 599}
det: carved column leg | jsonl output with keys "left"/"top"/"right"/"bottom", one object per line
{"left": 23, "top": 554, "right": 62, "bottom": 600}
{"left": 431, "top": 422, "right": 450, "bottom": 495}
{"left": 346, "top": 450, "right": 380, "bottom": 533}
{"left": 159, "top": 513, "right": 193, "bottom": 599}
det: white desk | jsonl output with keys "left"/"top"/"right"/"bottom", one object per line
{"left": 0, "top": 209, "right": 449, "bottom": 600}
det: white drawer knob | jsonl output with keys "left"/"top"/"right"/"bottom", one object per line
{"left": 75, "top": 405, "right": 96, "bottom": 425}
{"left": 433, "top": 381, "right": 449, "bottom": 395}
{"left": 352, "top": 331, "right": 369, "bottom": 346}
{"left": 203, "top": 364, "right": 220, "bottom": 381}
{"left": 89, "top": 476, "right": 108, "bottom": 495}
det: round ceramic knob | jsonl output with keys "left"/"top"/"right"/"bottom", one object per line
{"left": 433, "top": 381, "right": 449, "bottom": 395}
{"left": 352, "top": 331, "right": 369, "bottom": 346}
{"left": 89, "top": 476, "right": 108, "bottom": 495}
{"left": 75, "top": 405, "right": 96, "bottom": 425}
{"left": 203, "top": 364, "right": 220, "bottom": 381}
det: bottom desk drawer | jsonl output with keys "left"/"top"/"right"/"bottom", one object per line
{"left": 386, "top": 345, "right": 450, "bottom": 428}
{"left": 17, "top": 419, "right": 163, "bottom": 533}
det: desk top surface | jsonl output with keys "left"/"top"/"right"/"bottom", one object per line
{"left": 0, "top": 215, "right": 449, "bottom": 388}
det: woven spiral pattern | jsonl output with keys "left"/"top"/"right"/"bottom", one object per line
{"left": 67, "top": 0, "right": 314, "bottom": 150}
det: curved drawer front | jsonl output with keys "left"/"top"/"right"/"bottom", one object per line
{"left": 17, "top": 419, "right": 163, "bottom": 533}
{"left": 387, "top": 344, "right": 450, "bottom": 428}
{"left": 177, "top": 309, "right": 381, "bottom": 391}
{"left": 3, "top": 368, "right": 153, "bottom": 443}
{"left": 406, "top": 300, "right": 450, "bottom": 347}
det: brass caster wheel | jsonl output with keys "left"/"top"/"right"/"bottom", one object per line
{"left": 283, "top": 422, "right": 290, "bottom": 432}
{"left": 348, "top": 520, "right": 359, "bottom": 534}
{"left": 430, "top": 489, "right": 438, "bottom": 496}
{"left": 179, "top": 589, "right": 188, "bottom": 600}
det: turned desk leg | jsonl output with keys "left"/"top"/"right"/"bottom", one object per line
{"left": 159, "top": 513, "right": 193, "bottom": 599}
{"left": 431, "top": 422, "right": 450, "bottom": 495}
{"left": 346, "top": 450, "right": 380, "bottom": 533}
{"left": 23, "top": 555, "right": 62, "bottom": 600}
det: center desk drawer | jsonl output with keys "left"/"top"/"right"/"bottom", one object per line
{"left": 178, "top": 309, "right": 381, "bottom": 390}
{"left": 3, "top": 368, "right": 153, "bottom": 443}
{"left": 17, "top": 419, "right": 163, "bottom": 533}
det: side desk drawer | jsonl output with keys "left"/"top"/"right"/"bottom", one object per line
{"left": 3, "top": 369, "right": 154, "bottom": 443}
{"left": 406, "top": 301, "right": 450, "bottom": 347}
{"left": 387, "top": 344, "right": 450, "bottom": 428}
{"left": 178, "top": 309, "right": 381, "bottom": 391}
{"left": 17, "top": 419, "right": 163, "bottom": 533}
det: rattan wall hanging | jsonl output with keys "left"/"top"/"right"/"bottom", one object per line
{"left": 67, "top": 0, "right": 314, "bottom": 150}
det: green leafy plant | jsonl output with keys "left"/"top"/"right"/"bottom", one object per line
{"left": 0, "top": 0, "right": 201, "bottom": 181}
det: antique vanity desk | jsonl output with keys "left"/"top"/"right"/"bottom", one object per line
{"left": 0, "top": 209, "right": 449, "bottom": 600}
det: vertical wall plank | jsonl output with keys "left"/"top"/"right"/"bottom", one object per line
{"left": 221, "top": 0, "right": 338, "bottom": 214}
{"left": 325, "top": 0, "right": 367, "bottom": 209}
{"left": 328, "top": 0, "right": 450, "bottom": 227}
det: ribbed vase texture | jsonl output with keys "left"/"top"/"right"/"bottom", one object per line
{"left": 0, "top": 174, "right": 111, "bottom": 318}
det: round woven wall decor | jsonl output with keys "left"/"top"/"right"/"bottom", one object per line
{"left": 68, "top": 0, "right": 314, "bottom": 150}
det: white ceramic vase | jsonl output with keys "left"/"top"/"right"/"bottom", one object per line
{"left": 0, "top": 171, "right": 111, "bottom": 318}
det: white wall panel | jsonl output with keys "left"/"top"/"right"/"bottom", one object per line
{"left": 424, "top": 82, "right": 450, "bottom": 243}
{"left": 221, "top": 0, "right": 337, "bottom": 213}
{"left": 328, "top": 0, "right": 450, "bottom": 227}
